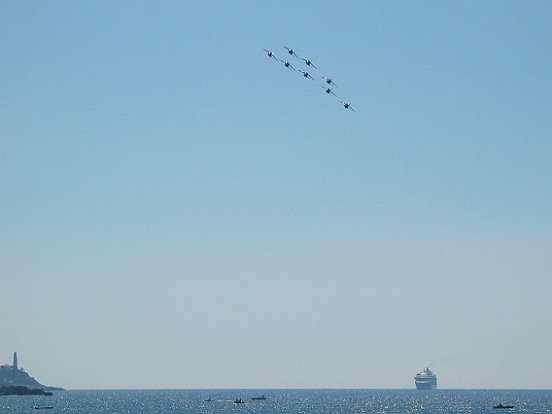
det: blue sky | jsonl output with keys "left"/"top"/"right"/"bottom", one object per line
{"left": 1, "top": 1, "right": 551, "bottom": 389}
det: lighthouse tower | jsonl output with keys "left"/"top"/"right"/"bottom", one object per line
{"left": 13, "top": 352, "right": 18, "bottom": 370}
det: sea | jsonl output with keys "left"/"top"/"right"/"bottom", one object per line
{"left": 1, "top": 389, "right": 550, "bottom": 414}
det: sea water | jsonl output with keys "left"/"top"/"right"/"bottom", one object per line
{"left": 1, "top": 389, "right": 550, "bottom": 414}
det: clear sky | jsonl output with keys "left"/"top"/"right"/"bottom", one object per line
{"left": 1, "top": 1, "right": 551, "bottom": 390}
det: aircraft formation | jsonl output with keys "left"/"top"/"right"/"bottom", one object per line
{"left": 263, "top": 47, "right": 355, "bottom": 112}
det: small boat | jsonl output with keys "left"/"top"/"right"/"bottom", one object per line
{"left": 251, "top": 395, "right": 267, "bottom": 400}
{"left": 234, "top": 398, "right": 245, "bottom": 404}
{"left": 494, "top": 404, "right": 514, "bottom": 409}
{"left": 34, "top": 406, "right": 54, "bottom": 410}
{"left": 204, "top": 398, "right": 213, "bottom": 402}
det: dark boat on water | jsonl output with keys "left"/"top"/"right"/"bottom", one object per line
{"left": 234, "top": 398, "right": 245, "bottom": 404}
{"left": 251, "top": 395, "right": 266, "bottom": 400}
{"left": 34, "top": 406, "right": 54, "bottom": 410}
{"left": 494, "top": 404, "right": 514, "bottom": 409}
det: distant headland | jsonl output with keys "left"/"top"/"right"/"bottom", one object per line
{"left": 0, "top": 352, "right": 63, "bottom": 392}
{"left": 0, "top": 385, "right": 53, "bottom": 396}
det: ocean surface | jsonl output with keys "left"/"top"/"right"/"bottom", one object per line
{"left": 1, "top": 389, "right": 550, "bottom": 414}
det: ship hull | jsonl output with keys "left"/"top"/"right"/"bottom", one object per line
{"left": 415, "top": 380, "right": 437, "bottom": 390}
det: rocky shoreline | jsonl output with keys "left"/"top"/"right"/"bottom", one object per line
{"left": 0, "top": 385, "right": 53, "bottom": 396}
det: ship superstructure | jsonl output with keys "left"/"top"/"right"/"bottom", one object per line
{"left": 414, "top": 367, "right": 437, "bottom": 389}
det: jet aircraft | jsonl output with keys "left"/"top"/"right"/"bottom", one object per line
{"left": 280, "top": 59, "right": 296, "bottom": 70}
{"left": 322, "top": 87, "right": 337, "bottom": 97}
{"left": 302, "top": 58, "right": 317, "bottom": 69}
{"left": 321, "top": 77, "right": 338, "bottom": 87}
{"left": 284, "top": 47, "right": 299, "bottom": 58}
{"left": 339, "top": 101, "right": 355, "bottom": 111}
{"left": 263, "top": 49, "right": 278, "bottom": 60}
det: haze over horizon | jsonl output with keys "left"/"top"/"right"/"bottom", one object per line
{"left": 1, "top": 1, "right": 550, "bottom": 390}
